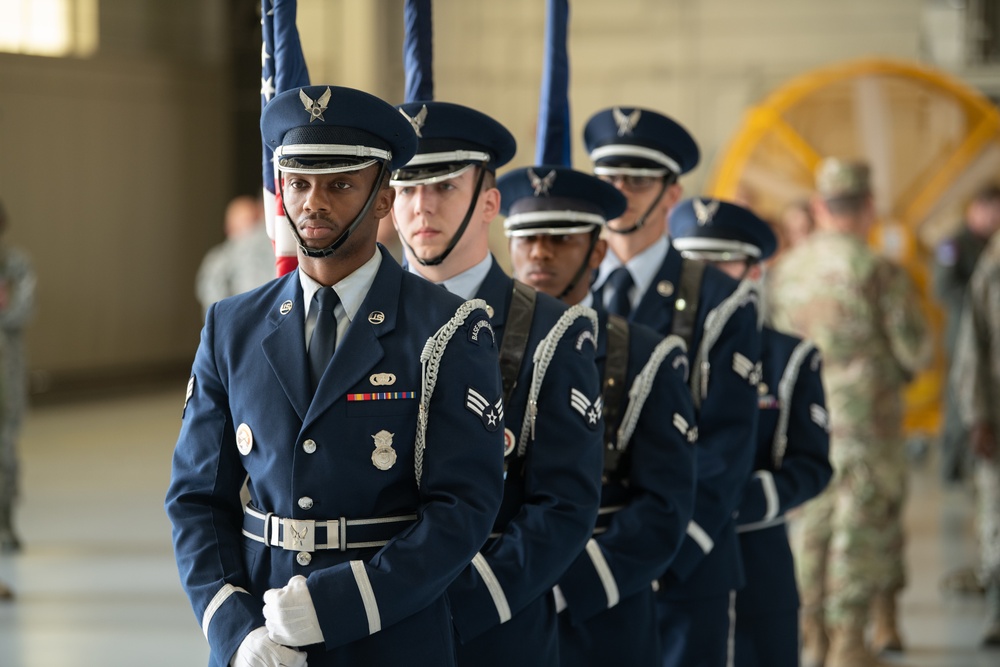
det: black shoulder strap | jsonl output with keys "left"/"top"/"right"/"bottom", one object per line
{"left": 670, "top": 258, "right": 705, "bottom": 350}
{"left": 498, "top": 280, "right": 537, "bottom": 409}
{"left": 602, "top": 314, "right": 630, "bottom": 476}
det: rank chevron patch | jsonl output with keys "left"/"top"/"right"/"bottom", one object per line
{"left": 570, "top": 388, "right": 603, "bottom": 430}
{"left": 466, "top": 387, "right": 503, "bottom": 432}
{"left": 810, "top": 404, "right": 829, "bottom": 432}
{"left": 732, "top": 352, "right": 762, "bottom": 386}
{"left": 673, "top": 413, "right": 698, "bottom": 443}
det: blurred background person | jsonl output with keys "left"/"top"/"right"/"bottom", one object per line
{"left": 781, "top": 200, "right": 816, "bottom": 251}
{"left": 934, "top": 185, "right": 1000, "bottom": 485}
{"left": 0, "top": 199, "right": 34, "bottom": 553}
{"left": 194, "top": 195, "right": 274, "bottom": 315}
{"left": 951, "top": 222, "right": 1000, "bottom": 647}
{"left": 768, "top": 159, "right": 932, "bottom": 667}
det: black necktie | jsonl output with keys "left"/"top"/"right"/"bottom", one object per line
{"left": 605, "top": 267, "right": 635, "bottom": 318}
{"left": 309, "top": 287, "right": 340, "bottom": 391}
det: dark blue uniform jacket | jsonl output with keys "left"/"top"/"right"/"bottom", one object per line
{"left": 166, "top": 247, "right": 505, "bottom": 667}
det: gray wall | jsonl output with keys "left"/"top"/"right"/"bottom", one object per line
{"left": 0, "top": 0, "right": 234, "bottom": 392}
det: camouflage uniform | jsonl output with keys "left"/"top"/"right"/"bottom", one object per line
{"left": 0, "top": 242, "right": 34, "bottom": 550}
{"left": 768, "top": 230, "right": 931, "bottom": 629}
{"left": 952, "top": 232, "right": 1000, "bottom": 636}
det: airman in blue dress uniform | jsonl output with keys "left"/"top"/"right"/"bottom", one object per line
{"left": 672, "top": 198, "right": 833, "bottom": 666}
{"left": 583, "top": 107, "right": 761, "bottom": 667}
{"left": 165, "top": 86, "right": 505, "bottom": 667}
{"left": 500, "top": 165, "right": 698, "bottom": 667}
{"left": 391, "top": 102, "right": 603, "bottom": 667}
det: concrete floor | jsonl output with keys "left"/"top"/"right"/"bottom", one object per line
{"left": 0, "top": 388, "right": 996, "bottom": 666}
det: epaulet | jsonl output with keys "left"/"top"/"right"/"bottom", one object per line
{"left": 517, "top": 304, "right": 599, "bottom": 456}
{"left": 415, "top": 298, "right": 490, "bottom": 488}
{"left": 616, "top": 335, "right": 689, "bottom": 451}
{"left": 691, "top": 278, "right": 759, "bottom": 406}
{"left": 772, "top": 338, "right": 817, "bottom": 468}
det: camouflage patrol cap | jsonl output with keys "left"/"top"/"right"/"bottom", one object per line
{"left": 815, "top": 158, "right": 871, "bottom": 201}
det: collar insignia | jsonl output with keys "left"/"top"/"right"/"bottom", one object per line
{"left": 613, "top": 107, "right": 641, "bottom": 136}
{"left": 300, "top": 87, "right": 332, "bottom": 123}
{"left": 528, "top": 169, "right": 557, "bottom": 196}
{"left": 693, "top": 198, "right": 720, "bottom": 226}
{"left": 399, "top": 104, "right": 428, "bottom": 137}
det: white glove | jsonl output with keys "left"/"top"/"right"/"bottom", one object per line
{"left": 552, "top": 584, "right": 568, "bottom": 613}
{"left": 230, "top": 627, "right": 308, "bottom": 667}
{"left": 263, "top": 575, "right": 325, "bottom": 647}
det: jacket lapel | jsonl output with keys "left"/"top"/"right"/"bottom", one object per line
{"left": 261, "top": 273, "right": 312, "bottom": 422}
{"left": 631, "top": 243, "right": 682, "bottom": 334}
{"left": 475, "top": 257, "right": 513, "bottom": 345}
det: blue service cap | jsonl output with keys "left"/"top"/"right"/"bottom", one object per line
{"left": 584, "top": 106, "right": 699, "bottom": 177}
{"left": 498, "top": 165, "right": 627, "bottom": 237}
{"left": 261, "top": 85, "right": 417, "bottom": 173}
{"left": 670, "top": 197, "right": 778, "bottom": 262}
{"left": 391, "top": 101, "right": 516, "bottom": 185}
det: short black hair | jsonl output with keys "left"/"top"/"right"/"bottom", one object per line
{"left": 972, "top": 184, "right": 1000, "bottom": 204}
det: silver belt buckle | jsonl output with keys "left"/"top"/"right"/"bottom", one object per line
{"left": 282, "top": 519, "right": 316, "bottom": 552}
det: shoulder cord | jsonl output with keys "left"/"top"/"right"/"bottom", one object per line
{"left": 691, "top": 278, "right": 759, "bottom": 409}
{"left": 772, "top": 339, "right": 816, "bottom": 469}
{"left": 516, "top": 305, "right": 599, "bottom": 457}
{"left": 616, "top": 335, "right": 688, "bottom": 450}
{"left": 416, "top": 298, "right": 490, "bottom": 488}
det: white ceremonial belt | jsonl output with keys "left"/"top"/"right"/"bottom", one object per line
{"left": 736, "top": 515, "right": 787, "bottom": 533}
{"left": 592, "top": 504, "right": 626, "bottom": 536}
{"left": 242, "top": 505, "right": 416, "bottom": 553}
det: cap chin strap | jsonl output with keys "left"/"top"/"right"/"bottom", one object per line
{"left": 285, "top": 161, "right": 389, "bottom": 259}
{"left": 557, "top": 228, "right": 602, "bottom": 300}
{"left": 403, "top": 164, "right": 487, "bottom": 267}
{"left": 605, "top": 177, "right": 671, "bottom": 236}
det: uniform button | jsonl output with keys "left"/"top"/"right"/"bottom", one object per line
{"left": 298, "top": 497, "right": 314, "bottom": 510}
{"left": 303, "top": 439, "right": 317, "bottom": 454}
{"left": 296, "top": 552, "right": 312, "bottom": 566}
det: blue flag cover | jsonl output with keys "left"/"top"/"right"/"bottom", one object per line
{"left": 261, "top": 0, "right": 310, "bottom": 276}
{"left": 403, "top": 0, "right": 434, "bottom": 103}
{"left": 535, "top": 0, "right": 571, "bottom": 166}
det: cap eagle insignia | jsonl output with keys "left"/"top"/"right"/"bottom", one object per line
{"left": 528, "top": 169, "right": 557, "bottom": 196}
{"left": 613, "top": 107, "right": 641, "bottom": 137}
{"left": 693, "top": 198, "right": 720, "bottom": 226}
{"left": 300, "top": 87, "right": 332, "bottom": 123}
{"left": 399, "top": 104, "right": 429, "bottom": 138}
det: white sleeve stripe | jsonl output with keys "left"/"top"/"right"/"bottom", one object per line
{"left": 585, "top": 539, "right": 621, "bottom": 609}
{"left": 201, "top": 583, "right": 248, "bottom": 638}
{"left": 350, "top": 560, "right": 381, "bottom": 634}
{"left": 755, "top": 470, "right": 780, "bottom": 522}
{"left": 686, "top": 520, "right": 714, "bottom": 554}
{"left": 472, "top": 552, "right": 512, "bottom": 624}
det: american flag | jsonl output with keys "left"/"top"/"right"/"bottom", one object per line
{"left": 261, "top": 0, "right": 310, "bottom": 277}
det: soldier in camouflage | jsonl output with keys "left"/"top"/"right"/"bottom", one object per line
{"left": 952, "top": 230, "right": 1000, "bottom": 646}
{"left": 0, "top": 200, "right": 34, "bottom": 553}
{"left": 933, "top": 186, "right": 1000, "bottom": 484}
{"left": 768, "top": 159, "right": 932, "bottom": 667}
